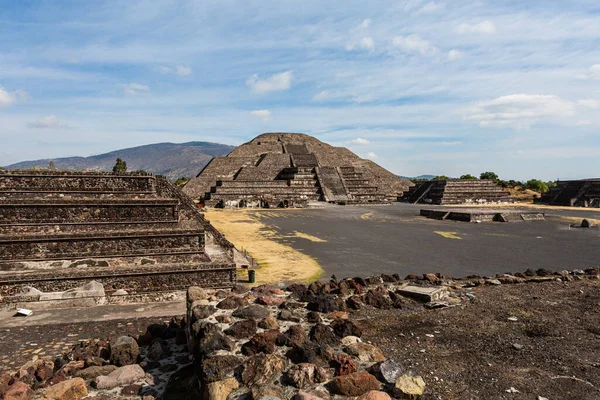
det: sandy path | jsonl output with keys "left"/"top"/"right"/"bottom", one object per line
{"left": 205, "top": 209, "right": 324, "bottom": 285}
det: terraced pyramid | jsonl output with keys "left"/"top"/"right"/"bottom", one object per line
{"left": 183, "top": 132, "right": 412, "bottom": 207}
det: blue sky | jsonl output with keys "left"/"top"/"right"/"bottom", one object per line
{"left": 0, "top": 0, "right": 599, "bottom": 180}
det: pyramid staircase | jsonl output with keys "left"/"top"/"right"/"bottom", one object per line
{"left": 541, "top": 179, "right": 600, "bottom": 207}
{"left": 0, "top": 171, "right": 235, "bottom": 304}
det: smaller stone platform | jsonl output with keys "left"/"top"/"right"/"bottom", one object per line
{"left": 420, "top": 208, "right": 546, "bottom": 222}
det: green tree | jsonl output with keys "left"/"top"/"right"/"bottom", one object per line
{"left": 112, "top": 158, "right": 127, "bottom": 174}
{"left": 480, "top": 171, "right": 498, "bottom": 181}
{"left": 174, "top": 177, "right": 190, "bottom": 187}
{"left": 48, "top": 161, "right": 56, "bottom": 170}
{"left": 460, "top": 174, "right": 477, "bottom": 180}
{"left": 432, "top": 175, "right": 449, "bottom": 181}
{"left": 525, "top": 179, "right": 549, "bottom": 193}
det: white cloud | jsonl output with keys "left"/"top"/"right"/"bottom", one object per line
{"left": 0, "top": 87, "right": 29, "bottom": 108}
{"left": 417, "top": 2, "right": 445, "bottom": 14}
{"left": 578, "top": 99, "right": 598, "bottom": 109}
{"left": 576, "top": 64, "right": 600, "bottom": 80}
{"left": 122, "top": 83, "right": 150, "bottom": 96}
{"left": 465, "top": 94, "right": 576, "bottom": 129}
{"left": 456, "top": 20, "right": 496, "bottom": 35}
{"left": 27, "top": 115, "right": 68, "bottom": 129}
{"left": 251, "top": 109, "right": 272, "bottom": 122}
{"left": 350, "top": 137, "right": 370, "bottom": 145}
{"left": 447, "top": 49, "right": 463, "bottom": 61}
{"left": 392, "top": 34, "right": 437, "bottom": 55}
{"left": 246, "top": 71, "right": 293, "bottom": 94}
{"left": 360, "top": 19, "right": 371, "bottom": 28}
{"left": 312, "top": 90, "right": 329, "bottom": 102}
{"left": 346, "top": 19, "right": 375, "bottom": 51}
{"left": 366, "top": 152, "right": 379, "bottom": 159}
{"left": 157, "top": 65, "right": 192, "bottom": 76}
{"left": 176, "top": 65, "right": 192, "bottom": 76}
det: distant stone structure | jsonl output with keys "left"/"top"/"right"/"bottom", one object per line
{"left": 0, "top": 170, "right": 236, "bottom": 307}
{"left": 401, "top": 179, "right": 511, "bottom": 205}
{"left": 541, "top": 179, "right": 600, "bottom": 207}
{"left": 183, "top": 132, "right": 412, "bottom": 207}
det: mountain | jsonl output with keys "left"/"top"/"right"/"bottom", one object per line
{"left": 399, "top": 174, "right": 436, "bottom": 180}
{"left": 4, "top": 141, "right": 236, "bottom": 180}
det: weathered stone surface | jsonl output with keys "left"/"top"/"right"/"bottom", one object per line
{"left": 282, "top": 325, "right": 308, "bottom": 347}
{"left": 397, "top": 286, "right": 448, "bottom": 303}
{"left": 120, "top": 384, "right": 142, "bottom": 396}
{"left": 309, "top": 323, "right": 340, "bottom": 347}
{"left": 359, "top": 390, "right": 392, "bottom": 400}
{"left": 286, "top": 283, "right": 307, "bottom": 295}
{"left": 207, "top": 378, "right": 239, "bottom": 400}
{"left": 0, "top": 373, "right": 13, "bottom": 394}
{"left": 252, "top": 284, "right": 285, "bottom": 296}
{"left": 57, "top": 361, "right": 85, "bottom": 377}
{"left": 258, "top": 315, "right": 279, "bottom": 330}
{"left": 256, "top": 295, "right": 285, "bottom": 306}
{"left": 284, "top": 363, "right": 330, "bottom": 389}
{"left": 241, "top": 329, "right": 281, "bottom": 356}
{"left": 278, "top": 310, "right": 300, "bottom": 322}
{"left": 286, "top": 342, "right": 333, "bottom": 366}
{"left": 109, "top": 336, "right": 140, "bottom": 367}
{"left": 306, "top": 295, "right": 346, "bottom": 313}
{"left": 362, "top": 290, "right": 392, "bottom": 309}
{"left": 334, "top": 354, "right": 357, "bottom": 376}
{"left": 94, "top": 364, "right": 145, "bottom": 390}
{"left": 3, "top": 381, "right": 34, "bottom": 400}
{"left": 147, "top": 341, "right": 170, "bottom": 361}
{"left": 331, "top": 319, "right": 362, "bottom": 338}
{"left": 192, "top": 304, "right": 217, "bottom": 321}
{"left": 224, "top": 319, "right": 257, "bottom": 339}
{"left": 201, "top": 355, "right": 243, "bottom": 384}
{"left": 369, "top": 360, "right": 405, "bottom": 384}
{"left": 251, "top": 384, "right": 286, "bottom": 400}
{"left": 215, "top": 315, "right": 232, "bottom": 324}
{"left": 43, "top": 377, "right": 88, "bottom": 400}
{"left": 393, "top": 372, "right": 426, "bottom": 399}
{"left": 232, "top": 305, "right": 270, "bottom": 320}
{"left": 329, "top": 372, "right": 380, "bottom": 396}
{"left": 346, "top": 296, "right": 362, "bottom": 310}
{"left": 241, "top": 353, "right": 286, "bottom": 387}
{"left": 197, "top": 324, "right": 235, "bottom": 354}
{"left": 341, "top": 336, "right": 362, "bottom": 346}
{"left": 217, "top": 296, "right": 247, "bottom": 310}
{"left": 75, "top": 365, "right": 118, "bottom": 380}
{"left": 83, "top": 357, "right": 106, "bottom": 368}
{"left": 187, "top": 286, "right": 208, "bottom": 303}
{"left": 306, "top": 312, "right": 322, "bottom": 323}
{"left": 344, "top": 343, "right": 386, "bottom": 362}
{"left": 327, "top": 311, "right": 348, "bottom": 320}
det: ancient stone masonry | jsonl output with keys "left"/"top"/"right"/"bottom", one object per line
{"left": 541, "top": 179, "right": 600, "bottom": 207}
{"left": 401, "top": 179, "right": 511, "bottom": 205}
{"left": 183, "top": 132, "right": 413, "bottom": 207}
{"left": 0, "top": 170, "right": 236, "bottom": 306}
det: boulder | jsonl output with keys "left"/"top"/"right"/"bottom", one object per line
{"left": 57, "top": 361, "right": 85, "bottom": 377}
{"left": 293, "top": 390, "right": 329, "bottom": 400}
{"left": 344, "top": 343, "right": 386, "bottom": 363}
{"left": 147, "top": 341, "right": 171, "bottom": 361}
{"left": 241, "top": 353, "right": 286, "bottom": 387}
{"left": 224, "top": 319, "right": 257, "bottom": 339}
{"left": 362, "top": 291, "right": 392, "bottom": 309}
{"left": 251, "top": 384, "right": 286, "bottom": 400}
{"left": 217, "top": 296, "right": 247, "bottom": 310}
{"left": 327, "top": 311, "right": 348, "bottom": 320}
{"left": 334, "top": 354, "right": 357, "bottom": 376}
{"left": 192, "top": 304, "right": 217, "bottom": 321}
{"left": 341, "top": 336, "right": 362, "bottom": 346}
{"left": 43, "top": 377, "right": 88, "bottom": 400}
{"left": 284, "top": 363, "right": 330, "bottom": 389}
{"left": 252, "top": 284, "right": 285, "bottom": 296}
{"left": 369, "top": 360, "right": 405, "bottom": 384}
{"left": 201, "top": 355, "right": 243, "bottom": 384}
{"left": 207, "top": 378, "right": 239, "bottom": 400}
{"left": 241, "top": 329, "right": 281, "bottom": 356}
{"left": 187, "top": 286, "right": 208, "bottom": 304}
{"left": 75, "top": 365, "right": 118, "bottom": 380}
{"left": 331, "top": 319, "right": 362, "bottom": 338}
{"left": 278, "top": 310, "right": 300, "bottom": 322}
{"left": 109, "top": 336, "right": 139, "bottom": 366}
{"left": 258, "top": 315, "right": 279, "bottom": 330}
{"left": 256, "top": 295, "right": 285, "bottom": 306}
{"left": 329, "top": 372, "right": 380, "bottom": 396}
{"left": 393, "top": 372, "right": 426, "bottom": 399}
{"left": 195, "top": 323, "right": 235, "bottom": 354}
{"left": 286, "top": 283, "right": 307, "bottom": 295}
{"left": 232, "top": 305, "right": 270, "bottom": 320}
{"left": 359, "top": 390, "right": 392, "bottom": 400}
{"left": 309, "top": 323, "right": 340, "bottom": 347}
{"left": 306, "top": 312, "right": 322, "bottom": 323}
{"left": 306, "top": 296, "right": 346, "bottom": 313}
{"left": 94, "top": 364, "right": 145, "bottom": 390}
{"left": 346, "top": 296, "right": 362, "bottom": 310}
{"left": 3, "top": 381, "right": 34, "bottom": 400}
{"left": 286, "top": 342, "right": 333, "bottom": 366}
{"left": 0, "top": 373, "right": 13, "bottom": 394}
{"left": 281, "top": 325, "right": 308, "bottom": 347}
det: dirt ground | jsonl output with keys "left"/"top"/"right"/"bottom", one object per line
{"left": 357, "top": 279, "right": 600, "bottom": 400}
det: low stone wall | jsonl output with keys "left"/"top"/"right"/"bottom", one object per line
{"left": 0, "top": 200, "right": 178, "bottom": 224}
{"left": 0, "top": 171, "right": 155, "bottom": 194}
{"left": 0, "top": 230, "right": 204, "bottom": 262}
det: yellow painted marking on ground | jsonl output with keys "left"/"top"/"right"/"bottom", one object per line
{"left": 484, "top": 233, "right": 512, "bottom": 237}
{"left": 360, "top": 212, "right": 373, "bottom": 220}
{"left": 291, "top": 231, "right": 327, "bottom": 242}
{"left": 205, "top": 209, "right": 323, "bottom": 284}
{"left": 434, "top": 231, "right": 462, "bottom": 239}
